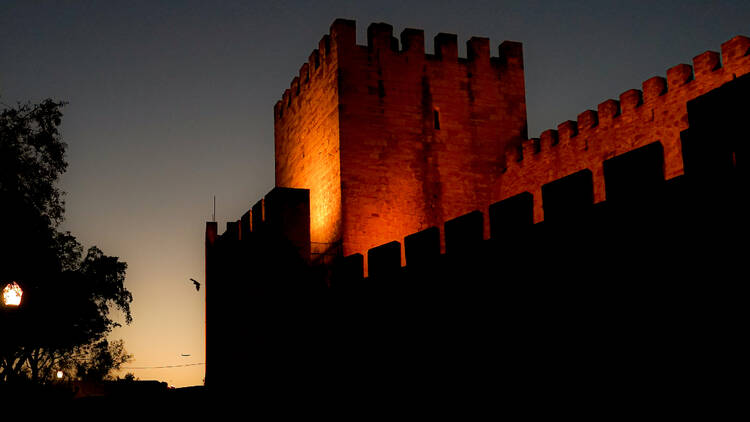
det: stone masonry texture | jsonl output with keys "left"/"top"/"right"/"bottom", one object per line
{"left": 275, "top": 19, "right": 528, "bottom": 272}
{"left": 272, "top": 19, "right": 750, "bottom": 275}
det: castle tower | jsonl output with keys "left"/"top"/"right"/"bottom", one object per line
{"left": 274, "top": 19, "right": 527, "bottom": 271}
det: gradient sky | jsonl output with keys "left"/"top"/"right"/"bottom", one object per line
{"left": 2, "top": 0, "right": 748, "bottom": 387}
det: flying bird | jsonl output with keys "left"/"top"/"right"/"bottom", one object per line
{"left": 190, "top": 278, "right": 200, "bottom": 291}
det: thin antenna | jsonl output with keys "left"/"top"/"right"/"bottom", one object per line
{"left": 213, "top": 196, "right": 216, "bottom": 222}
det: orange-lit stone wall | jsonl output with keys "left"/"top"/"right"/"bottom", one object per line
{"left": 335, "top": 21, "right": 526, "bottom": 269}
{"left": 274, "top": 34, "right": 343, "bottom": 253}
{"left": 498, "top": 35, "right": 750, "bottom": 223}
{"left": 274, "top": 18, "right": 750, "bottom": 275}
{"left": 274, "top": 20, "right": 527, "bottom": 272}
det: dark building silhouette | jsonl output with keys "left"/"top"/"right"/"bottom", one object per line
{"left": 205, "top": 20, "right": 750, "bottom": 404}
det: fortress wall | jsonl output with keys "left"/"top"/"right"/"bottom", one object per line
{"left": 331, "top": 20, "right": 527, "bottom": 271}
{"left": 274, "top": 32, "right": 343, "bottom": 250}
{"left": 273, "top": 20, "right": 750, "bottom": 276}
{"left": 499, "top": 36, "right": 750, "bottom": 223}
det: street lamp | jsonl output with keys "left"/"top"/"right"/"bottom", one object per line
{"left": 2, "top": 282, "right": 23, "bottom": 307}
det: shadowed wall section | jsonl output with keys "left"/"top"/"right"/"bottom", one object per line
{"left": 205, "top": 31, "right": 750, "bottom": 397}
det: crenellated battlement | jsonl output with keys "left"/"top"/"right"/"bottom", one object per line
{"left": 274, "top": 19, "right": 528, "bottom": 267}
{"left": 500, "top": 35, "right": 750, "bottom": 224}
{"left": 269, "top": 21, "right": 750, "bottom": 276}
{"left": 206, "top": 24, "right": 750, "bottom": 394}
{"left": 342, "top": 70, "right": 750, "bottom": 279}
{"left": 210, "top": 19, "right": 750, "bottom": 284}
{"left": 273, "top": 19, "right": 525, "bottom": 122}
{"left": 273, "top": 32, "right": 333, "bottom": 121}
{"left": 517, "top": 36, "right": 746, "bottom": 150}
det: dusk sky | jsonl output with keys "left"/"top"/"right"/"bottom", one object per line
{"left": 2, "top": 0, "right": 749, "bottom": 387}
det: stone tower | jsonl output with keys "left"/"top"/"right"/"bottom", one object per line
{"left": 273, "top": 19, "right": 527, "bottom": 270}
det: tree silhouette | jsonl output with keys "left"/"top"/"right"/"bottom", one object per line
{"left": 0, "top": 99, "right": 133, "bottom": 384}
{"left": 63, "top": 339, "right": 133, "bottom": 382}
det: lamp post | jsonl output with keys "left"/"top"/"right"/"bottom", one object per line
{"left": 2, "top": 281, "right": 23, "bottom": 307}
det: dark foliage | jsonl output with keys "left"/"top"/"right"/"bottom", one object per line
{"left": 0, "top": 99, "right": 132, "bottom": 384}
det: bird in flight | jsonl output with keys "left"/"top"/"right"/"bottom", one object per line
{"left": 190, "top": 278, "right": 200, "bottom": 291}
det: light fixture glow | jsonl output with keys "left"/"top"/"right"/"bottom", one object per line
{"left": 2, "top": 282, "right": 22, "bottom": 306}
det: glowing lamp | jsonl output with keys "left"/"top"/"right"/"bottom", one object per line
{"left": 56, "top": 371, "right": 63, "bottom": 379}
{"left": 2, "top": 282, "right": 23, "bottom": 307}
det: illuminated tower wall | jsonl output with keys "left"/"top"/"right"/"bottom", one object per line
{"left": 274, "top": 19, "right": 527, "bottom": 269}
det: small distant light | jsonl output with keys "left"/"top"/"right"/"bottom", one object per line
{"left": 2, "top": 282, "right": 23, "bottom": 306}
{"left": 56, "top": 371, "right": 63, "bottom": 379}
